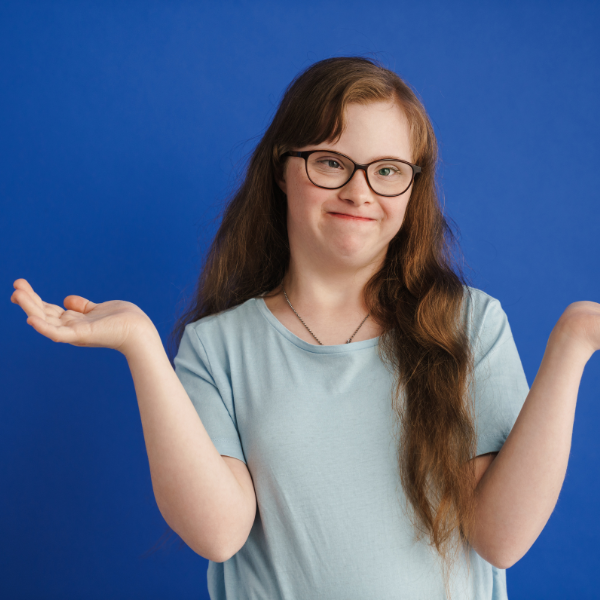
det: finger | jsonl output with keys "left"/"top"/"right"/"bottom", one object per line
{"left": 13, "top": 279, "right": 45, "bottom": 308}
{"left": 63, "top": 295, "right": 98, "bottom": 314}
{"left": 41, "top": 301, "right": 64, "bottom": 318}
{"left": 12, "top": 288, "right": 48, "bottom": 320}
{"left": 11, "top": 278, "right": 62, "bottom": 317}
{"left": 27, "top": 314, "right": 82, "bottom": 344}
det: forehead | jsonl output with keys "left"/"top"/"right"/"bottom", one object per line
{"left": 320, "top": 100, "right": 413, "bottom": 162}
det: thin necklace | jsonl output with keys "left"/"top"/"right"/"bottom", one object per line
{"left": 282, "top": 288, "right": 370, "bottom": 345}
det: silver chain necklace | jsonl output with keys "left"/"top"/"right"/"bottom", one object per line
{"left": 283, "top": 289, "right": 370, "bottom": 345}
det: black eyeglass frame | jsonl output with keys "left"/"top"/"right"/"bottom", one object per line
{"left": 281, "top": 149, "right": 422, "bottom": 197}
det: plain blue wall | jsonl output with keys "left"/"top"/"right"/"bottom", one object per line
{"left": 2, "top": 1, "right": 599, "bottom": 598}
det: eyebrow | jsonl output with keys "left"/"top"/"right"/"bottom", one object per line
{"left": 316, "top": 149, "right": 409, "bottom": 163}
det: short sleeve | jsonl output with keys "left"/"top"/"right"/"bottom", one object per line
{"left": 469, "top": 296, "right": 530, "bottom": 457}
{"left": 173, "top": 323, "right": 247, "bottom": 464}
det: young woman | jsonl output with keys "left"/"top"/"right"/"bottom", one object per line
{"left": 11, "top": 57, "right": 600, "bottom": 599}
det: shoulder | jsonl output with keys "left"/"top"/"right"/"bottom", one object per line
{"left": 176, "top": 298, "right": 264, "bottom": 376}
{"left": 462, "top": 285, "right": 500, "bottom": 311}
{"left": 182, "top": 297, "right": 264, "bottom": 353}
{"left": 187, "top": 297, "right": 258, "bottom": 331}
{"left": 460, "top": 285, "right": 506, "bottom": 341}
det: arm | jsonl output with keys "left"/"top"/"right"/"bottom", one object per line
{"left": 10, "top": 279, "right": 256, "bottom": 562}
{"left": 126, "top": 325, "right": 257, "bottom": 562}
{"left": 468, "top": 301, "right": 599, "bottom": 569}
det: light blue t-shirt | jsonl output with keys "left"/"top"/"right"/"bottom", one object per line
{"left": 173, "top": 286, "right": 530, "bottom": 600}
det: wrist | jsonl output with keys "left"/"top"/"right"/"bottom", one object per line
{"left": 547, "top": 317, "right": 594, "bottom": 367}
{"left": 120, "top": 318, "right": 162, "bottom": 358}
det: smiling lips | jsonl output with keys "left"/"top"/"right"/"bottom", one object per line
{"left": 328, "top": 212, "right": 375, "bottom": 222}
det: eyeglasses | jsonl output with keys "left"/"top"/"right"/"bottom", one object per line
{"left": 281, "top": 149, "right": 421, "bottom": 197}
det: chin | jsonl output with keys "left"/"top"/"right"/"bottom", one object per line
{"left": 325, "top": 245, "right": 377, "bottom": 266}
{"left": 330, "top": 235, "right": 375, "bottom": 254}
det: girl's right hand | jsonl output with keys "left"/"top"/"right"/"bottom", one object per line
{"left": 11, "top": 278, "right": 153, "bottom": 355}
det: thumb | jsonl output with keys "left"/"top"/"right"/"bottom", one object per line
{"left": 64, "top": 295, "right": 98, "bottom": 314}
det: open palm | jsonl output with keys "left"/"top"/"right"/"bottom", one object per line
{"left": 11, "top": 278, "right": 150, "bottom": 354}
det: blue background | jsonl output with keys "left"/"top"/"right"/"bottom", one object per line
{"left": 2, "top": 1, "right": 599, "bottom": 598}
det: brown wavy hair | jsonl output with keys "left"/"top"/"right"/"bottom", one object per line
{"left": 152, "top": 55, "right": 479, "bottom": 596}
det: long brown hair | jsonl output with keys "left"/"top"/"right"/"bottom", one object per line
{"left": 157, "top": 56, "right": 479, "bottom": 595}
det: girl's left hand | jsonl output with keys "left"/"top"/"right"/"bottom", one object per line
{"left": 553, "top": 301, "right": 600, "bottom": 360}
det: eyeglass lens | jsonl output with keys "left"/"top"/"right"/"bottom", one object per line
{"left": 306, "top": 151, "right": 414, "bottom": 195}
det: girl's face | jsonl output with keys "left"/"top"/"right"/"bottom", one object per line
{"left": 278, "top": 100, "right": 415, "bottom": 272}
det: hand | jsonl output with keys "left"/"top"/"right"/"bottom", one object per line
{"left": 552, "top": 300, "right": 600, "bottom": 360}
{"left": 11, "top": 278, "right": 154, "bottom": 355}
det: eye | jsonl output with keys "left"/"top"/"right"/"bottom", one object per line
{"left": 377, "top": 166, "right": 400, "bottom": 177}
{"left": 318, "top": 159, "right": 343, "bottom": 169}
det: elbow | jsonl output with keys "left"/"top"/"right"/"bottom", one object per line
{"left": 489, "top": 554, "right": 517, "bottom": 571}
{"left": 214, "top": 533, "right": 251, "bottom": 563}
{"left": 470, "top": 528, "right": 530, "bottom": 570}
{"left": 475, "top": 540, "right": 529, "bottom": 570}
{"left": 208, "top": 547, "right": 233, "bottom": 564}
{"left": 493, "top": 550, "right": 528, "bottom": 570}
{"left": 155, "top": 498, "right": 225, "bottom": 563}
{"left": 492, "top": 545, "right": 531, "bottom": 570}
{"left": 176, "top": 529, "right": 232, "bottom": 563}
{"left": 475, "top": 546, "right": 518, "bottom": 570}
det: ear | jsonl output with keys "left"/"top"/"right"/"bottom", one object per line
{"left": 276, "top": 177, "right": 287, "bottom": 195}
{"left": 276, "top": 159, "right": 288, "bottom": 195}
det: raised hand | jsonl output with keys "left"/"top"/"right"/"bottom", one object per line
{"left": 10, "top": 278, "right": 153, "bottom": 355}
{"left": 553, "top": 300, "right": 600, "bottom": 361}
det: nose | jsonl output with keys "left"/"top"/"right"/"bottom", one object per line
{"left": 339, "top": 168, "right": 373, "bottom": 205}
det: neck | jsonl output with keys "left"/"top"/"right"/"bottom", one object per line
{"left": 263, "top": 253, "right": 385, "bottom": 345}
{"left": 281, "top": 254, "right": 382, "bottom": 319}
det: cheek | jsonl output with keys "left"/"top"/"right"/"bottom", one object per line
{"left": 382, "top": 197, "right": 410, "bottom": 232}
{"left": 287, "top": 179, "right": 327, "bottom": 223}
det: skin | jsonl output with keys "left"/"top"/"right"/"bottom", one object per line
{"left": 266, "top": 99, "right": 497, "bottom": 498}
{"left": 11, "top": 100, "right": 600, "bottom": 568}
{"left": 264, "top": 100, "right": 600, "bottom": 568}
{"left": 8, "top": 99, "right": 498, "bottom": 564}
{"left": 266, "top": 100, "right": 413, "bottom": 346}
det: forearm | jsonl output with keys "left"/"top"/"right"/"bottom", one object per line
{"left": 125, "top": 325, "right": 247, "bottom": 562}
{"left": 470, "top": 321, "right": 592, "bottom": 569}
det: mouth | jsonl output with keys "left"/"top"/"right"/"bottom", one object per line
{"left": 328, "top": 212, "right": 375, "bottom": 222}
